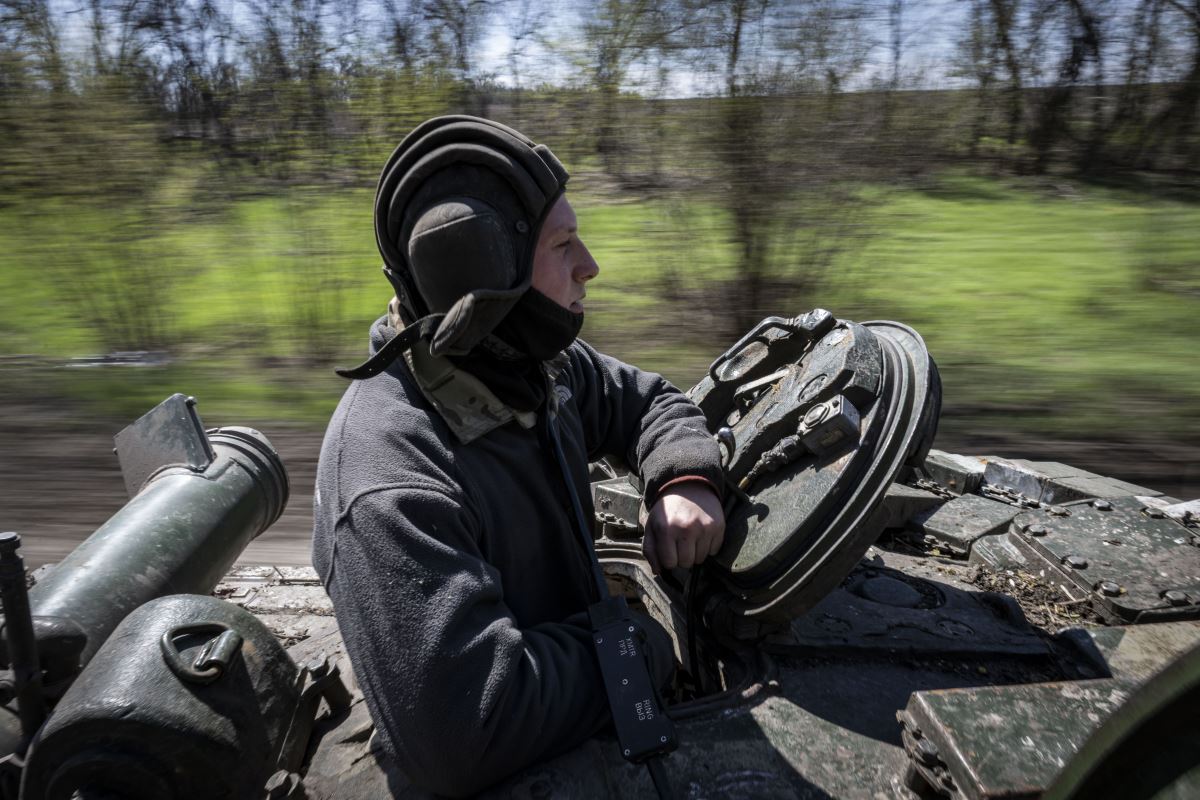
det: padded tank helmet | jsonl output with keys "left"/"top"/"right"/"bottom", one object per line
{"left": 375, "top": 115, "right": 570, "bottom": 358}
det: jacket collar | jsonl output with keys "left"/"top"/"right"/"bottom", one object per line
{"left": 389, "top": 298, "right": 567, "bottom": 444}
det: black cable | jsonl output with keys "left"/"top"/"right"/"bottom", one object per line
{"left": 686, "top": 566, "right": 706, "bottom": 696}
{"left": 544, "top": 411, "right": 612, "bottom": 603}
{"left": 646, "top": 756, "right": 674, "bottom": 800}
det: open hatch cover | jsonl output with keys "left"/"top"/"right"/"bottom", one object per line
{"left": 688, "top": 310, "right": 941, "bottom": 629}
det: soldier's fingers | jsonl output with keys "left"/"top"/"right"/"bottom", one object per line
{"left": 642, "top": 527, "right": 662, "bottom": 574}
{"left": 675, "top": 533, "right": 697, "bottom": 570}
{"left": 657, "top": 525, "right": 678, "bottom": 571}
{"left": 691, "top": 527, "right": 705, "bottom": 566}
{"left": 693, "top": 521, "right": 725, "bottom": 564}
{"left": 708, "top": 522, "right": 726, "bottom": 556}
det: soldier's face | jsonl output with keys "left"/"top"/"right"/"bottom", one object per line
{"left": 532, "top": 196, "right": 599, "bottom": 313}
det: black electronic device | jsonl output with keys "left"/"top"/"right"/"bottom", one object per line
{"left": 588, "top": 596, "right": 677, "bottom": 763}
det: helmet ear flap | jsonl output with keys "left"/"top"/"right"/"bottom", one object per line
{"left": 406, "top": 197, "right": 518, "bottom": 314}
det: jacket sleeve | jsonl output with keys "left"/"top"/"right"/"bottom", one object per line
{"left": 323, "top": 483, "right": 610, "bottom": 797}
{"left": 567, "top": 340, "right": 724, "bottom": 507}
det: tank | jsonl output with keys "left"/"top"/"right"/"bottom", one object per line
{"left": 2, "top": 313, "right": 1198, "bottom": 800}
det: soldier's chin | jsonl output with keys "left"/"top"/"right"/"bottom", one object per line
{"left": 570, "top": 301, "right": 584, "bottom": 314}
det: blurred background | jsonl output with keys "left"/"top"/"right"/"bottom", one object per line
{"left": 1, "top": 0, "right": 1197, "bottom": 565}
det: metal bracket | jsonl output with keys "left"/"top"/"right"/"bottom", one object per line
{"left": 114, "top": 393, "right": 215, "bottom": 498}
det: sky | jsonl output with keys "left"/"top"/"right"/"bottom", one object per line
{"left": 475, "top": 0, "right": 975, "bottom": 96}
{"left": 49, "top": 0, "right": 1163, "bottom": 97}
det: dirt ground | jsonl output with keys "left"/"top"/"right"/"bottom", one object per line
{"left": 0, "top": 395, "right": 321, "bottom": 569}
{"left": 2, "top": 393, "right": 1197, "bottom": 569}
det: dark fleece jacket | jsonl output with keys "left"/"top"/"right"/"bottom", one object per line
{"left": 312, "top": 317, "right": 722, "bottom": 797}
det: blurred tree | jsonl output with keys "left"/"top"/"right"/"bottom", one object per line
{"left": 881, "top": 0, "right": 907, "bottom": 128}
{"left": 503, "top": 0, "right": 538, "bottom": 108}
{"left": 772, "top": 0, "right": 873, "bottom": 96}
{"left": 578, "top": 0, "right": 686, "bottom": 179}
{"left": 1141, "top": 0, "right": 1200, "bottom": 169}
{"left": 1027, "top": 0, "right": 1105, "bottom": 173}
{"left": 674, "top": 0, "right": 875, "bottom": 334}
{"left": 1107, "top": 0, "right": 1167, "bottom": 166}
{"left": 953, "top": 0, "right": 998, "bottom": 159}
{"left": 989, "top": 0, "right": 1024, "bottom": 146}
{"left": 952, "top": 0, "right": 1026, "bottom": 162}
{"left": 0, "top": 0, "right": 66, "bottom": 92}
{"left": 373, "top": 0, "right": 457, "bottom": 150}
{"left": 239, "top": 0, "right": 335, "bottom": 178}
{"left": 422, "top": 0, "right": 497, "bottom": 113}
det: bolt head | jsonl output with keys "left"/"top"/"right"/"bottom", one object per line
{"left": 1026, "top": 523, "right": 1049, "bottom": 537}
{"left": 1091, "top": 499, "right": 1113, "bottom": 511}
{"left": 803, "top": 403, "right": 830, "bottom": 426}
{"left": 915, "top": 737, "right": 940, "bottom": 766}
{"left": 1048, "top": 506, "right": 1070, "bottom": 516}
{"left": 1064, "top": 555, "right": 1089, "bottom": 569}
{"left": 0, "top": 532, "right": 20, "bottom": 550}
{"left": 1145, "top": 506, "right": 1166, "bottom": 519}
{"left": 1097, "top": 581, "right": 1121, "bottom": 597}
{"left": 1163, "top": 590, "right": 1189, "bottom": 606}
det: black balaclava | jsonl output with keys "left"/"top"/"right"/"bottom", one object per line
{"left": 495, "top": 289, "right": 584, "bottom": 363}
{"left": 455, "top": 289, "right": 584, "bottom": 412}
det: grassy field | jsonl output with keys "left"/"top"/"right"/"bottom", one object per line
{"left": 1, "top": 173, "right": 1197, "bottom": 445}
{"left": 828, "top": 175, "right": 1200, "bottom": 438}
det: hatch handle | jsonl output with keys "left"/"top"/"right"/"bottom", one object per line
{"left": 707, "top": 317, "right": 798, "bottom": 383}
{"left": 161, "top": 622, "right": 243, "bottom": 685}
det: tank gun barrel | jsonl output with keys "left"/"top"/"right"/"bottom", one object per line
{"left": 23, "top": 413, "right": 288, "bottom": 673}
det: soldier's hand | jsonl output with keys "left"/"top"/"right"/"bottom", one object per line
{"left": 643, "top": 481, "right": 725, "bottom": 575}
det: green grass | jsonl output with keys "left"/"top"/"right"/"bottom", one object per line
{"left": 2, "top": 173, "right": 1198, "bottom": 441}
{"left": 823, "top": 174, "right": 1200, "bottom": 436}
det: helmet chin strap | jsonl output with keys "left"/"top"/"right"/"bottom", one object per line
{"left": 338, "top": 286, "right": 583, "bottom": 383}
{"left": 334, "top": 313, "right": 446, "bottom": 380}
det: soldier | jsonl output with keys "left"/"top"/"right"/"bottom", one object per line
{"left": 312, "top": 116, "right": 725, "bottom": 796}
